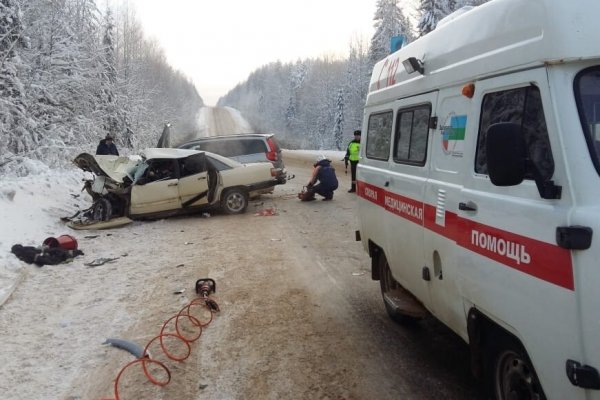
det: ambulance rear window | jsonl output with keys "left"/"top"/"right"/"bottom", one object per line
{"left": 366, "top": 111, "right": 393, "bottom": 160}
{"left": 476, "top": 86, "right": 554, "bottom": 181}
{"left": 574, "top": 66, "right": 600, "bottom": 176}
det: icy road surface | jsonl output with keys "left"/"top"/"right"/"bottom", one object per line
{"left": 197, "top": 106, "right": 253, "bottom": 137}
{"left": 0, "top": 154, "right": 479, "bottom": 400}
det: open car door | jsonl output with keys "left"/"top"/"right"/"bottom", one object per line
{"left": 177, "top": 153, "right": 211, "bottom": 207}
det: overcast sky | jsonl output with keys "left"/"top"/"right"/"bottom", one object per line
{"left": 125, "top": 0, "right": 417, "bottom": 106}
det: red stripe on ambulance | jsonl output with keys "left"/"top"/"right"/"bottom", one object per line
{"left": 358, "top": 181, "right": 574, "bottom": 291}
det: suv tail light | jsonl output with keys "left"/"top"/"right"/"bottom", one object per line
{"left": 266, "top": 137, "right": 278, "bottom": 162}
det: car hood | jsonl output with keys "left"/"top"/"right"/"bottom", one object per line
{"left": 73, "top": 153, "right": 141, "bottom": 183}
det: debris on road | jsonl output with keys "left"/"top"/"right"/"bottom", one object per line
{"left": 103, "top": 338, "right": 147, "bottom": 359}
{"left": 255, "top": 208, "right": 278, "bottom": 216}
{"left": 84, "top": 257, "right": 119, "bottom": 267}
{"left": 11, "top": 244, "right": 84, "bottom": 267}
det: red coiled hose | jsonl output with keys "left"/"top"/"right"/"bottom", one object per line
{"left": 101, "top": 292, "right": 218, "bottom": 400}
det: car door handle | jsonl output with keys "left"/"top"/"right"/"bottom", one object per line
{"left": 197, "top": 176, "right": 207, "bottom": 180}
{"left": 459, "top": 201, "right": 477, "bottom": 211}
{"left": 168, "top": 183, "right": 178, "bottom": 187}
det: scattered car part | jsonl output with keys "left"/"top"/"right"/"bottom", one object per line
{"left": 103, "top": 338, "right": 147, "bottom": 359}
{"left": 84, "top": 257, "right": 119, "bottom": 267}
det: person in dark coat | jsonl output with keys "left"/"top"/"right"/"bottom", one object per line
{"left": 304, "top": 155, "right": 339, "bottom": 201}
{"left": 96, "top": 134, "right": 119, "bottom": 156}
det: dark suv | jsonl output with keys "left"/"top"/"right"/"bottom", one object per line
{"left": 178, "top": 133, "right": 286, "bottom": 183}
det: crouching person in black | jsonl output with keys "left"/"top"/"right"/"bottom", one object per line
{"left": 304, "top": 155, "right": 339, "bottom": 201}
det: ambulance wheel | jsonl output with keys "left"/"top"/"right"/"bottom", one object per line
{"left": 485, "top": 333, "right": 546, "bottom": 400}
{"left": 378, "top": 254, "right": 420, "bottom": 325}
{"left": 92, "top": 197, "right": 112, "bottom": 221}
{"left": 221, "top": 188, "right": 248, "bottom": 214}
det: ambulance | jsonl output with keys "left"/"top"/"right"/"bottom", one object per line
{"left": 355, "top": 0, "right": 600, "bottom": 399}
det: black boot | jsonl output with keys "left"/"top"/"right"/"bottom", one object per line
{"left": 348, "top": 184, "right": 356, "bottom": 193}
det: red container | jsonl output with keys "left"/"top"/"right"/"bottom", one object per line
{"left": 43, "top": 235, "right": 78, "bottom": 250}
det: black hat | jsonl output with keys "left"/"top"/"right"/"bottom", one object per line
{"left": 353, "top": 130, "right": 362, "bottom": 136}
{"left": 105, "top": 134, "right": 114, "bottom": 140}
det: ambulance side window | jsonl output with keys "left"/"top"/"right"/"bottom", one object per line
{"left": 393, "top": 105, "right": 431, "bottom": 165}
{"left": 366, "top": 111, "right": 393, "bottom": 160}
{"left": 475, "top": 86, "right": 554, "bottom": 181}
{"left": 574, "top": 66, "right": 600, "bottom": 176}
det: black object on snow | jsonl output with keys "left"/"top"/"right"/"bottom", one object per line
{"left": 11, "top": 244, "right": 84, "bottom": 267}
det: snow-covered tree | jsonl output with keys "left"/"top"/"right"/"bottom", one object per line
{"left": 368, "top": 0, "right": 412, "bottom": 68}
{"left": 101, "top": 7, "right": 120, "bottom": 141}
{"left": 285, "top": 61, "right": 307, "bottom": 132}
{"left": 344, "top": 37, "right": 369, "bottom": 139}
{"left": 417, "top": 0, "right": 457, "bottom": 36}
{"left": 0, "top": 0, "right": 32, "bottom": 157}
{"left": 1, "top": 1, "right": 202, "bottom": 175}
{"left": 333, "top": 88, "right": 344, "bottom": 150}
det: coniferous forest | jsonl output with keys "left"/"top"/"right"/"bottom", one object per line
{"left": 0, "top": 0, "right": 202, "bottom": 175}
{"left": 219, "top": 0, "right": 489, "bottom": 150}
{"left": 1, "top": 0, "right": 489, "bottom": 175}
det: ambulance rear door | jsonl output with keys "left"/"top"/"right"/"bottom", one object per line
{"left": 383, "top": 92, "right": 438, "bottom": 307}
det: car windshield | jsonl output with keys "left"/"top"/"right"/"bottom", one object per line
{"left": 575, "top": 66, "right": 600, "bottom": 175}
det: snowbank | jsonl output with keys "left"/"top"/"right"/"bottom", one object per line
{"left": 0, "top": 168, "right": 88, "bottom": 305}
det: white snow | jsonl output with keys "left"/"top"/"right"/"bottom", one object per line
{"left": 223, "top": 106, "right": 253, "bottom": 133}
{"left": 0, "top": 167, "right": 89, "bottom": 305}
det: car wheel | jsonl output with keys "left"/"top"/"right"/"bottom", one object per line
{"left": 379, "top": 253, "right": 422, "bottom": 325}
{"left": 221, "top": 188, "right": 248, "bottom": 214}
{"left": 92, "top": 197, "right": 112, "bottom": 221}
{"left": 488, "top": 335, "right": 546, "bottom": 400}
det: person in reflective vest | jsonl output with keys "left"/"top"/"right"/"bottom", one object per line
{"left": 304, "top": 155, "right": 339, "bottom": 201}
{"left": 344, "top": 130, "right": 361, "bottom": 193}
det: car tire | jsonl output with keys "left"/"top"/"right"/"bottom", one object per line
{"left": 379, "top": 253, "right": 421, "bottom": 325}
{"left": 221, "top": 188, "right": 248, "bottom": 215}
{"left": 92, "top": 197, "right": 112, "bottom": 221}
{"left": 484, "top": 333, "right": 546, "bottom": 400}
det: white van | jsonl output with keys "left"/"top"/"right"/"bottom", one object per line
{"left": 356, "top": 0, "right": 600, "bottom": 399}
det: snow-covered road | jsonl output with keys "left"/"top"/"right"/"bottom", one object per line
{"left": 196, "top": 106, "right": 253, "bottom": 137}
{"left": 0, "top": 108, "right": 478, "bottom": 399}
{"left": 0, "top": 153, "right": 478, "bottom": 400}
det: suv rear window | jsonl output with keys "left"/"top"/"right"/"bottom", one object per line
{"left": 186, "top": 139, "right": 267, "bottom": 158}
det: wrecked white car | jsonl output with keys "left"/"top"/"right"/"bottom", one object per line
{"left": 74, "top": 148, "right": 283, "bottom": 221}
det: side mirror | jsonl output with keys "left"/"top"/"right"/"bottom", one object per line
{"left": 486, "top": 123, "right": 526, "bottom": 186}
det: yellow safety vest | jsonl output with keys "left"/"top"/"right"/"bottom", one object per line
{"left": 348, "top": 141, "right": 360, "bottom": 162}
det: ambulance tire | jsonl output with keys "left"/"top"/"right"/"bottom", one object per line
{"left": 378, "top": 254, "right": 419, "bottom": 325}
{"left": 484, "top": 332, "right": 546, "bottom": 400}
